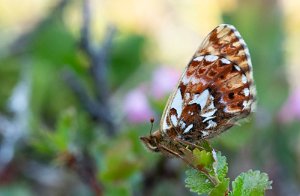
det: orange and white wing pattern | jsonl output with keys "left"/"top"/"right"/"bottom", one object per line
{"left": 160, "top": 24, "right": 256, "bottom": 141}
{"left": 195, "top": 24, "right": 255, "bottom": 99}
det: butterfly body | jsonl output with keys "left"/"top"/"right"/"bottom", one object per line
{"left": 141, "top": 24, "right": 256, "bottom": 156}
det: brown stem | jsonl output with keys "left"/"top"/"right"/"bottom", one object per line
{"left": 160, "top": 144, "right": 219, "bottom": 186}
{"left": 197, "top": 166, "right": 219, "bottom": 186}
{"left": 64, "top": 151, "right": 103, "bottom": 196}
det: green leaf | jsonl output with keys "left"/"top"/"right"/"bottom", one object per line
{"left": 110, "top": 34, "right": 146, "bottom": 87}
{"left": 30, "top": 16, "right": 78, "bottom": 66}
{"left": 213, "top": 151, "right": 228, "bottom": 181}
{"left": 53, "top": 111, "right": 74, "bottom": 150}
{"left": 186, "top": 149, "right": 230, "bottom": 195}
{"left": 29, "top": 110, "right": 78, "bottom": 158}
{"left": 193, "top": 148, "right": 214, "bottom": 169}
{"left": 185, "top": 168, "right": 214, "bottom": 195}
{"left": 231, "top": 170, "right": 272, "bottom": 196}
{"left": 209, "top": 178, "right": 230, "bottom": 196}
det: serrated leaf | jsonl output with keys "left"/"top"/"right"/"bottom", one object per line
{"left": 209, "top": 178, "right": 230, "bottom": 196}
{"left": 193, "top": 148, "right": 214, "bottom": 169}
{"left": 231, "top": 170, "right": 272, "bottom": 196}
{"left": 185, "top": 168, "right": 214, "bottom": 195}
{"left": 213, "top": 151, "right": 228, "bottom": 181}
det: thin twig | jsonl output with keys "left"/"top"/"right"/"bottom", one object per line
{"left": 77, "top": 0, "right": 116, "bottom": 135}
{"left": 80, "top": 0, "right": 93, "bottom": 57}
{"left": 197, "top": 166, "right": 219, "bottom": 186}
{"left": 63, "top": 1, "right": 118, "bottom": 194}
{"left": 62, "top": 70, "right": 112, "bottom": 126}
{"left": 80, "top": 0, "right": 115, "bottom": 104}
{"left": 91, "top": 26, "right": 115, "bottom": 104}
{"left": 142, "top": 158, "right": 181, "bottom": 196}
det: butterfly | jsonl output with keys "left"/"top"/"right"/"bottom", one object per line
{"left": 140, "top": 24, "right": 256, "bottom": 160}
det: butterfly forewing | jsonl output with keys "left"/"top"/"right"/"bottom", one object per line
{"left": 196, "top": 24, "right": 256, "bottom": 99}
{"left": 160, "top": 24, "right": 256, "bottom": 141}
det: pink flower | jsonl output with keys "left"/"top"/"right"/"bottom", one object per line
{"left": 278, "top": 88, "right": 300, "bottom": 123}
{"left": 123, "top": 66, "right": 180, "bottom": 124}
{"left": 123, "top": 86, "right": 154, "bottom": 124}
{"left": 151, "top": 66, "right": 180, "bottom": 100}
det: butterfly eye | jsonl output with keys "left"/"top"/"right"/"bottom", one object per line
{"left": 147, "top": 142, "right": 159, "bottom": 152}
{"left": 140, "top": 136, "right": 160, "bottom": 152}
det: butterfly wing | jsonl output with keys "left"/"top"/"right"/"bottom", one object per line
{"left": 195, "top": 24, "right": 255, "bottom": 93}
{"left": 160, "top": 24, "right": 256, "bottom": 140}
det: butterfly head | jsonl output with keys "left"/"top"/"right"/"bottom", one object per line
{"left": 140, "top": 130, "right": 162, "bottom": 152}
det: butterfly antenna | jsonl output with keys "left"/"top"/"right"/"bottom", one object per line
{"left": 149, "top": 117, "right": 154, "bottom": 135}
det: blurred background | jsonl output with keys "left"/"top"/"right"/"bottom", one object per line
{"left": 0, "top": 0, "right": 299, "bottom": 195}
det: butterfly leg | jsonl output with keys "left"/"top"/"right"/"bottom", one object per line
{"left": 159, "top": 144, "right": 218, "bottom": 186}
{"left": 173, "top": 137, "right": 207, "bottom": 151}
{"left": 158, "top": 145, "right": 196, "bottom": 169}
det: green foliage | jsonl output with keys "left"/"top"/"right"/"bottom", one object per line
{"left": 230, "top": 170, "right": 272, "bottom": 196}
{"left": 214, "top": 152, "right": 228, "bottom": 181}
{"left": 30, "top": 110, "right": 77, "bottom": 157}
{"left": 100, "top": 139, "right": 141, "bottom": 182}
{"left": 185, "top": 149, "right": 229, "bottom": 195}
{"left": 185, "top": 169, "right": 214, "bottom": 195}
{"left": 30, "top": 13, "right": 78, "bottom": 66}
{"left": 209, "top": 179, "right": 229, "bottom": 196}
{"left": 185, "top": 149, "right": 272, "bottom": 196}
{"left": 110, "top": 34, "right": 146, "bottom": 88}
{"left": 0, "top": 59, "right": 19, "bottom": 110}
{"left": 0, "top": 183, "right": 33, "bottom": 196}
{"left": 104, "top": 183, "right": 131, "bottom": 196}
{"left": 193, "top": 148, "right": 214, "bottom": 168}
